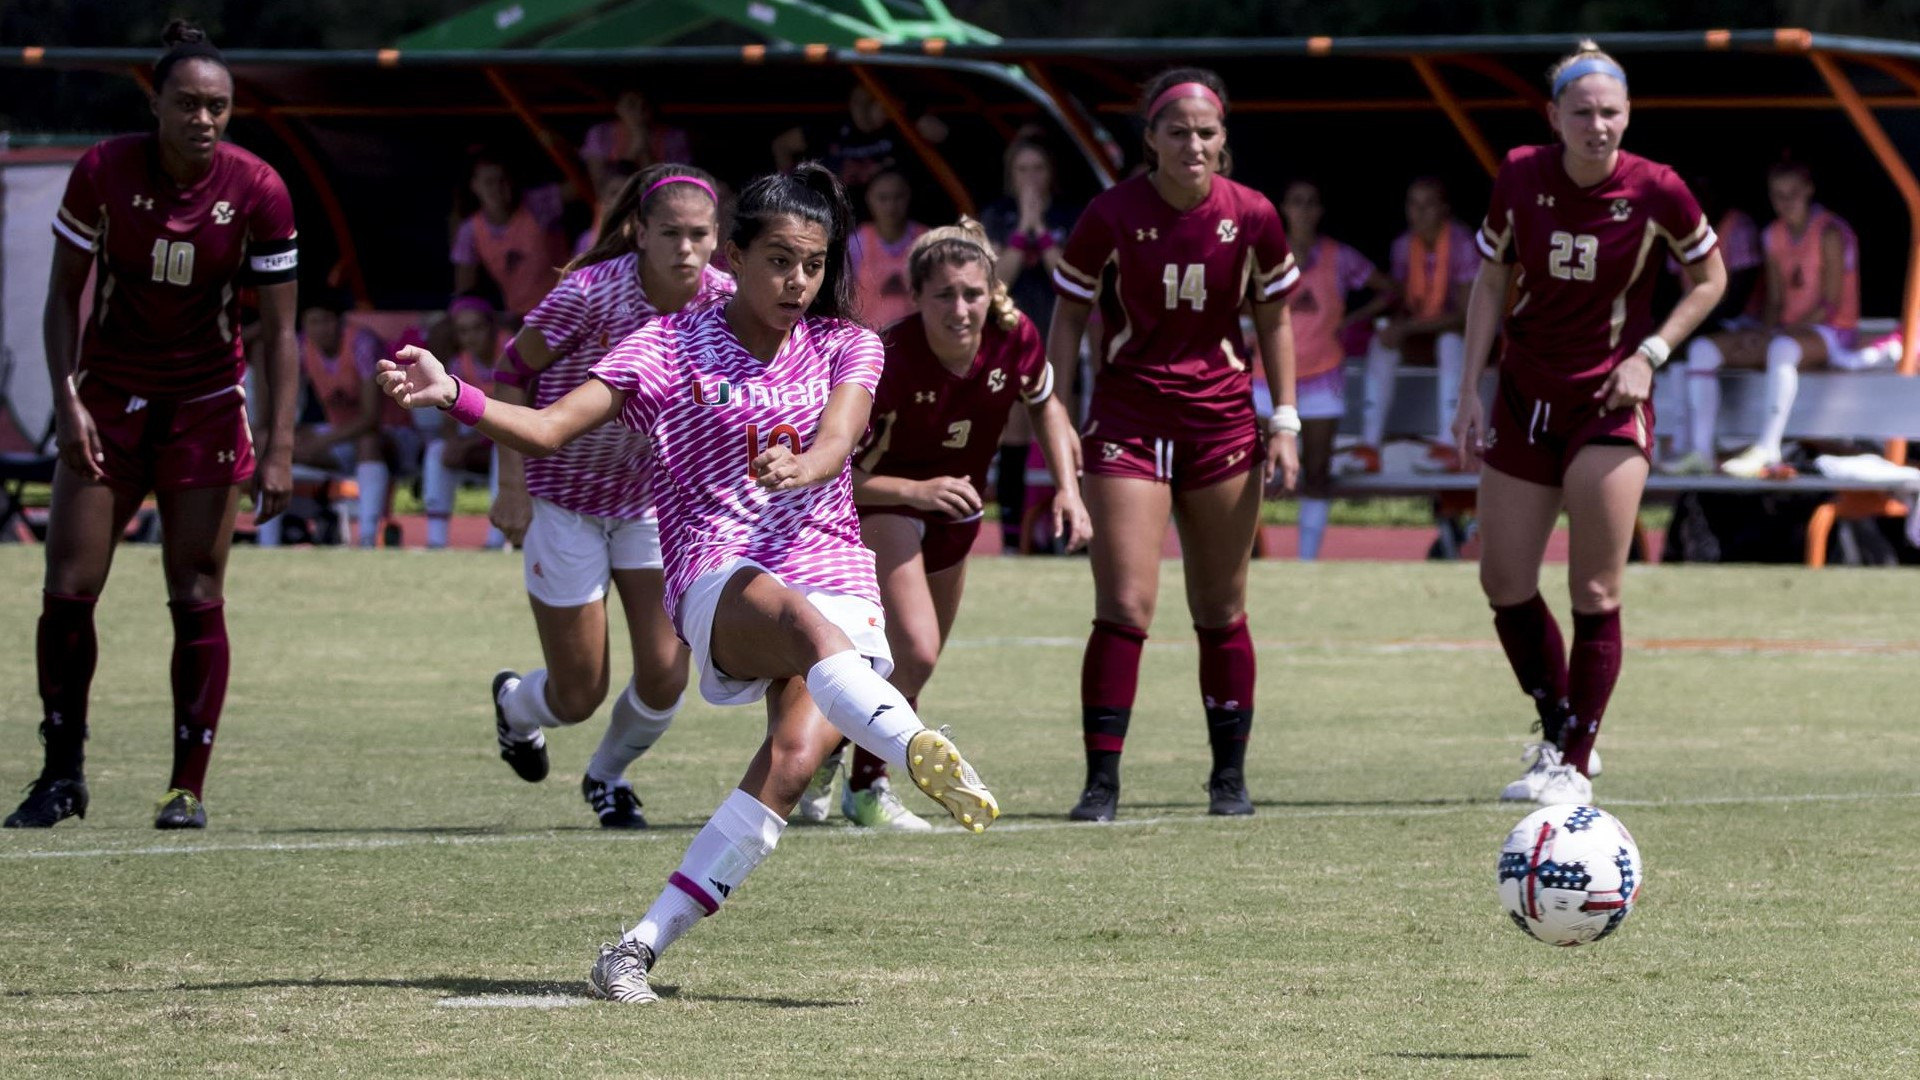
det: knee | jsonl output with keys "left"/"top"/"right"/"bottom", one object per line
{"left": 1686, "top": 336, "right": 1723, "bottom": 373}
{"left": 548, "top": 677, "right": 609, "bottom": 725}
{"left": 1480, "top": 563, "right": 1538, "bottom": 609}
{"left": 765, "top": 726, "right": 840, "bottom": 804}
{"left": 631, "top": 657, "right": 689, "bottom": 711}
{"left": 1190, "top": 598, "right": 1245, "bottom": 629}
{"left": 1568, "top": 577, "right": 1620, "bottom": 615}
{"left": 1766, "top": 334, "right": 1803, "bottom": 372}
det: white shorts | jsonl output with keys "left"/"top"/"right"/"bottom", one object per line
{"left": 522, "top": 497, "right": 663, "bottom": 607}
{"left": 677, "top": 558, "right": 893, "bottom": 707}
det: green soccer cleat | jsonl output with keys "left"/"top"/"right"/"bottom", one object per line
{"left": 154, "top": 788, "right": 207, "bottom": 830}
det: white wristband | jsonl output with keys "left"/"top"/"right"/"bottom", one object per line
{"left": 1268, "top": 405, "right": 1301, "bottom": 436}
{"left": 1636, "top": 335, "right": 1671, "bottom": 369}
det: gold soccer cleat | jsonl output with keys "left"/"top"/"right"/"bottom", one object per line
{"left": 906, "top": 729, "right": 1000, "bottom": 833}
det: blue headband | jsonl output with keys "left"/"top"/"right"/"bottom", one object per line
{"left": 1552, "top": 57, "right": 1627, "bottom": 99}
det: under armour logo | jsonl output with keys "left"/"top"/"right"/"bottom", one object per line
{"left": 1536, "top": 194, "right": 1555, "bottom": 207}
{"left": 1135, "top": 228, "right": 1159, "bottom": 241}
{"left": 1217, "top": 218, "right": 1238, "bottom": 243}
{"left": 216, "top": 450, "right": 236, "bottom": 464}
{"left": 132, "top": 195, "right": 154, "bottom": 210}
{"left": 867, "top": 704, "right": 893, "bottom": 727}
{"left": 914, "top": 390, "right": 936, "bottom": 403}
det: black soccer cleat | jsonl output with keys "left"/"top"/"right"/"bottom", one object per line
{"left": 4, "top": 776, "right": 89, "bottom": 828}
{"left": 492, "top": 670, "right": 549, "bottom": 783}
{"left": 154, "top": 788, "right": 208, "bottom": 830}
{"left": 1206, "top": 768, "right": 1255, "bottom": 817}
{"left": 1069, "top": 775, "right": 1119, "bottom": 822}
{"left": 583, "top": 776, "right": 648, "bottom": 830}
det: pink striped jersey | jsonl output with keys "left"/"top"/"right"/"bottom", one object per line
{"left": 521, "top": 256, "right": 734, "bottom": 518}
{"left": 590, "top": 302, "right": 886, "bottom": 628}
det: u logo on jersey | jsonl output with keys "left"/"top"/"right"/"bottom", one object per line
{"left": 212, "top": 201, "right": 235, "bottom": 225}
{"left": 690, "top": 379, "right": 732, "bottom": 406}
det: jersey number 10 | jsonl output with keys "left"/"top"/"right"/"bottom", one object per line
{"left": 1162, "top": 264, "right": 1208, "bottom": 310}
{"left": 149, "top": 239, "right": 196, "bottom": 286}
{"left": 745, "top": 422, "right": 803, "bottom": 473}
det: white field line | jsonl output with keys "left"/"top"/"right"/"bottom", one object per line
{"left": 944, "top": 636, "right": 1920, "bottom": 658}
{"left": 6, "top": 790, "right": 1917, "bottom": 861}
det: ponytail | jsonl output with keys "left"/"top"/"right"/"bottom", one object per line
{"left": 566, "top": 162, "right": 719, "bottom": 275}
{"left": 154, "top": 20, "right": 227, "bottom": 91}
{"left": 731, "top": 162, "right": 857, "bottom": 323}
{"left": 908, "top": 217, "right": 1020, "bottom": 331}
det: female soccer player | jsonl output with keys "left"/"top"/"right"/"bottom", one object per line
{"left": 1276, "top": 178, "right": 1396, "bottom": 560}
{"left": 7, "top": 21, "right": 299, "bottom": 830}
{"left": 484, "top": 164, "right": 733, "bottom": 828}
{"left": 1049, "top": 68, "right": 1301, "bottom": 822}
{"left": 803, "top": 219, "right": 1091, "bottom": 830}
{"left": 1456, "top": 42, "right": 1727, "bottom": 805}
{"left": 378, "top": 164, "right": 998, "bottom": 1003}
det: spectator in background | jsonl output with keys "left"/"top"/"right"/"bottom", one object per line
{"left": 770, "top": 85, "right": 947, "bottom": 205}
{"left": 1666, "top": 175, "right": 1766, "bottom": 474}
{"left": 1349, "top": 177, "right": 1481, "bottom": 475}
{"left": 1707, "top": 163, "right": 1901, "bottom": 478}
{"left": 282, "top": 291, "right": 393, "bottom": 549}
{"left": 422, "top": 295, "right": 506, "bottom": 551}
{"left": 983, "top": 138, "right": 1081, "bottom": 552}
{"left": 580, "top": 89, "right": 693, "bottom": 193}
{"left": 576, "top": 160, "right": 639, "bottom": 258}
{"left": 1276, "top": 179, "right": 1396, "bottom": 561}
{"left": 452, "top": 150, "right": 569, "bottom": 320}
{"left": 849, "top": 168, "right": 928, "bottom": 329}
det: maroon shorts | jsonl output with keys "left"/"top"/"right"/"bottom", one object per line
{"left": 859, "top": 509, "right": 981, "bottom": 575}
{"left": 1482, "top": 373, "right": 1653, "bottom": 487}
{"left": 80, "top": 375, "right": 254, "bottom": 495}
{"left": 1081, "top": 421, "right": 1263, "bottom": 493}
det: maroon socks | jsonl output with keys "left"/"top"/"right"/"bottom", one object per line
{"left": 168, "top": 599, "right": 231, "bottom": 799}
{"left": 1081, "top": 619, "right": 1146, "bottom": 783}
{"left": 1196, "top": 616, "right": 1256, "bottom": 774}
{"left": 36, "top": 591, "right": 99, "bottom": 780}
{"left": 1561, "top": 609, "right": 1622, "bottom": 776}
{"left": 1491, "top": 593, "right": 1572, "bottom": 742}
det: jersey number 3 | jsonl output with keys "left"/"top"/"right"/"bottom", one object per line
{"left": 150, "top": 239, "right": 196, "bottom": 286}
{"left": 1547, "top": 232, "right": 1598, "bottom": 282}
{"left": 1162, "top": 264, "right": 1208, "bottom": 310}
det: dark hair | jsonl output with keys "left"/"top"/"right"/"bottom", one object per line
{"left": 730, "top": 162, "right": 857, "bottom": 323}
{"left": 907, "top": 217, "right": 1019, "bottom": 331}
{"left": 1002, "top": 138, "right": 1056, "bottom": 198}
{"left": 568, "top": 162, "right": 719, "bottom": 274}
{"left": 153, "top": 20, "right": 227, "bottom": 92}
{"left": 1768, "top": 159, "right": 1814, "bottom": 186}
{"left": 1407, "top": 175, "right": 1450, "bottom": 206}
{"left": 1138, "top": 67, "right": 1232, "bottom": 176}
{"left": 303, "top": 286, "right": 354, "bottom": 317}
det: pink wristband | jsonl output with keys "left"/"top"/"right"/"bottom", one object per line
{"left": 445, "top": 377, "right": 487, "bottom": 426}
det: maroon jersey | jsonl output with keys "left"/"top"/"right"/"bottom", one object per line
{"left": 1052, "top": 173, "right": 1297, "bottom": 436}
{"left": 856, "top": 311, "right": 1053, "bottom": 506}
{"left": 54, "top": 135, "right": 298, "bottom": 400}
{"left": 1476, "top": 145, "right": 1714, "bottom": 390}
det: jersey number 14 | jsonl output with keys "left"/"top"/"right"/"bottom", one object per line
{"left": 1162, "top": 264, "right": 1208, "bottom": 310}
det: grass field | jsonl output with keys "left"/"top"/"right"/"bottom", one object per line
{"left": 1, "top": 547, "right": 1916, "bottom": 1078}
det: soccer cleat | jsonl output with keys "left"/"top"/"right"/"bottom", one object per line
{"left": 1411, "top": 442, "right": 1467, "bottom": 475}
{"left": 4, "top": 776, "right": 89, "bottom": 829}
{"left": 1500, "top": 741, "right": 1564, "bottom": 802}
{"left": 582, "top": 776, "right": 648, "bottom": 830}
{"left": 1206, "top": 767, "right": 1255, "bottom": 816}
{"left": 1332, "top": 444, "right": 1382, "bottom": 476}
{"left": 1534, "top": 764, "right": 1595, "bottom": 806}
{"left": 153, "top": 788, "right": 207, "bottom": 830}
{"left": 789, "top": 748, "right": 842, "bottom": 824}
{"left": 841, "top": 776, "right": 933, "bottom": 831}
{"left": 492, "top": 670, "right": 549, "bottom": 783}
{"left": 1069, "top": 776, "right": 1119, "bottom": 822}
{"left": 1718, "top": 444, "right": 1778, "bottom": 479}
{"left": 587, "top": 940, "right": 659, "bottom": 1004}
{"left": 1658, "top": 450, "right": 1714, "bottom": 477}
{"left": 905, "top": 728, "right": 999, "bottom": 833}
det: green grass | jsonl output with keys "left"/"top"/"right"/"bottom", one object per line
{"left": 1, "top": 549, "right": 1917, "bottom": 1078}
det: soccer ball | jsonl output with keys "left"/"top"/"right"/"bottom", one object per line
{"left": 1497, "top": 804, "right": 1643, "bottom": 947}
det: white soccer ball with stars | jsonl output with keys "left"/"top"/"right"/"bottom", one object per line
{"left": 1497, "top": 804, "right": 1643, "bottom": 947}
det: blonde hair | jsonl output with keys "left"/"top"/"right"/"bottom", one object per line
{"left": 906, "top": 217, "right": 1020, "bottom": 331}
{"left": 1547, "top": 39, "right": 1627, "bottom": 100}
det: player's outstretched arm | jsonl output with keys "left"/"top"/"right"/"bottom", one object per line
{"left": 377, "top": 344, "right": 620, "bottom": 459}
{"left": 754, "top": 383, "right": 873, "bottom": 491}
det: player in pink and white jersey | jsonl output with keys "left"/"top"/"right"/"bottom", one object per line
{"left": 1455, "top": 42, "right": 1727, "bottom": 806}
{"left": 1049, "top": 67, "right": 1300, "bottom": 822}
{"left": 8, "top": 23, "right": 300, "bottom": 832}
{"left": 782, "top": 218, "right": 1090, "bottom": 831}
{"left": 480, "top": 164, "right": 734, "bottom": 829}
{"left": 378, "top": 164, "right": 999, "bottom": 1005}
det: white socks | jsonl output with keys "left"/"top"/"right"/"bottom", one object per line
{"left": 1361, "top": 338, "right": 1397, "bottom": 448}
{"left": 1685, "top": 336, "right": 1724, "bottom": 458}
{"left": 804, "top": 650, "right": 923, "bottom": 767}
{"left": 499, "top": 668, "right": 564, "bottom": 736}
{"left": 423, "top": 438, "right": 454, "bottom": 549}
{"left": 623, "top": 789, "right": 785, "bottom": 958}
{"left": 256, "top": 515, "right": 283, "bottom": 548}
{"left": 1298, "top": 497, "right": 1331, "bottom": 561}
{"left": 1434, "top": 332, "right": 1465, "bottom": 447}
{"left": 355, "top": 460, "right": 388, "bottom": 548}
{"left": 1829, "top": 336, "right": 1902, "bottom": 372}
{"left": 1759, "top": 335, "right": 1802, "bottom": 461}
{"left": 588, "top": 682, "right": 678, "bottom": 784}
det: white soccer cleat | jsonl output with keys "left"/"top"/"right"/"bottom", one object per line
{"left": 906, "top": 728, "right": 999, "bottom": 833}
{"left": 1718, "top": 445, "right": 1777, "bottom": 479}
{"left": 587, "top": 940, "right": 658, "bottom": 1005}
{"left": 1500, "top": 741, "right": 1564, "bottom": 802}
{"left": 1534, "top": 764, "right": 1595, "bottom": 806}
{"left": 1587, "top": 748, "right": 1603, "bottom": 779}
{"left": 789, "top": 748, "right": 842, "bottom": 824}
{"left": 841, "top": 776, "right": 933, "bottom": 831}
{"left": 1658, "top": 451, "right": 1714, "bottom": 477}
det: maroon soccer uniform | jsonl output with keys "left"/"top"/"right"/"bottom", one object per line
{"left": 1475, "top": 146, "right": 1715, "bottom": 484}
{"left": 53, "top": 135, "right": 298, "bottom": 492}
{"left": 856, "top": 311, "right": 1053, "bottom": 570}
{"left": 1053, "top": 173, "right": 1296, "bottom": 489}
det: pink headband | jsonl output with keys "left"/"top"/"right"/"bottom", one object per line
{"left": 448, "top": 295, "right": 494, "bottom": 317}
{"left": 1147, "top": 81, "right": 1225, "bottom": 125}
{"left": 644, "top": 175, "right": 718, "bottom": 203}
